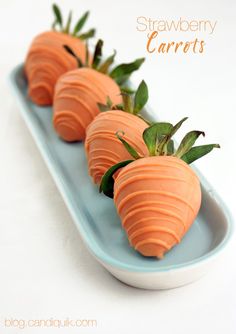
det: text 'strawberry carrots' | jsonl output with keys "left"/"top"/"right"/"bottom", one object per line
{"left": 25, "top": 3, "right": 95, "bottom": 106}
{"left": 85, "top": 81, "right": 150, "bottom": 185}
{"left": 100, "top": 118, "right": 220, "bottom": 259}
{"left": 53, "top": 40, "right": 145, "bottom": 142}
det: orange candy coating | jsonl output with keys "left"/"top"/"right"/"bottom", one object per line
{"left": 85, "top": 110, "right": 149, "bottom": 185}
{"left": 25, "top": 31, "right": 88, "bottom": 106}
{"left": 53, "top": 68, "right": 122, "bottom": 142}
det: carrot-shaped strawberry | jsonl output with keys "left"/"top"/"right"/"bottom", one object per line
{"left": 25, "top": 3, "right": 95, "bottom": 106}
{"left": 85, "top": 80, "right": 149, "bottom": 185}
{"left": 53, "top": 40, "right": 145, "bottom": 142}
{"left": 100, "top": 118, "right": 220, "bottom": 259}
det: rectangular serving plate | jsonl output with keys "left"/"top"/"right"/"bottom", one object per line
{"left": 9, "top": 64, "right": 233, "bottom": 289}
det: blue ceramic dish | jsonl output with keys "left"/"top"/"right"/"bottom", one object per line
{"left": 8, "top": 64, "right": 233, "bottom": 289}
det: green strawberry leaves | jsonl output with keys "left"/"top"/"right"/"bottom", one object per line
{"left": 63, "top": 45, "right": 84, "bottom": 67}
{"left": 122, "top": 93, "right": 133, "bottom": 113}
{"left": 96, "top": 80, "right": 149, "bottom": 117}
{"left": 92, "top": 43, "right": 144, "bottom": 84}
{"left": 64, "top": 10, "right": 72, "bottom": 34}
{"left": 116, "top": 131, "right": 142, "bottom": 159}
{"left": 97, "top": 103, "right": 111, "bottom": 112}
{"left": 73, "top": 11, "right": 89, "bottom": 36}
{"left": 51, "top": 3, "right": 95, "bottom": 39}
{"left": 100, "top": 160, "right": 134, "bottom": 198}
{"left": 122, "top": 80, "right": 149, "bottom": 115}
{"left": 167, "top": 140, "right": 174, "bottom": 155}
{"left": 181, "top": 144, "right": 220, "bottom": 164}
{"left": 92, "top": 39, "right": 103, "bottom": 69}
{"left": 112, "top": 116, "right": 219, "bottom": 166}
{"left": 110, "top": 58, "right": 145, "bottom": 85}
{"left": 156, "top": 117, "right": 188, "bottom": 155}
{"left": 52, "top": 4, "right": 63, "bottom": 30}
{"left": 175, "top": 130, "right": 205, "bottom": 158}
{"left": 100, "top": 123, "right": 220, "bottom": 198}
{"left": 133, "top": 80, "right": 148, "bottom": 115}
{"left": 63, "top": 34, "right": 144, "bottom": 86}
{"left": 143, "top": 122, "right": 173, "bottom": 156}
{"left": 98, "top": 50, "right": 117, "bottom": 74}
{"left": 78, "top": 28, "right": 96, "bottom": 40}
{"left": 97, "top": 97, "right": 123, "bottom": 112}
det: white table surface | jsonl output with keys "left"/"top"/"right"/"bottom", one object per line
{"left": 0, "top": 0, "right": 236, "bottom": 333}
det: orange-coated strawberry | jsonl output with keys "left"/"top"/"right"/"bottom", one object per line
{"left": 25, "top": 3, "right": 95, "bottom": 105}
{"left": 100, "top": 117, "right": 220, "bottom": 258}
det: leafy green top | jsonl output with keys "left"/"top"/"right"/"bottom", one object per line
{"left": 63, "top": 39, "right": 145, "bottom": 86}
{"left": 97, "top": 80, "right": 149, "bottom": 121}
{"left": 52, "top": 3, "right": 95, "bottom": 40}
{"left": 100, "top": 117, "right": 220, "bottom": 197}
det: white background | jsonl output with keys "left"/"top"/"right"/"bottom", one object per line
{"left": 0, "top": 0, "right": 236, "bottom": 333}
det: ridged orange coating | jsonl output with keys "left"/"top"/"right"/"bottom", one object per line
{"left": 25, "top": 31, "right": 88, "bottom": 106}
{"left": 85, "top": 110, "right": 148, "bottom": 185}
{"left": 53, "top": 68, "right": 122, "bottom": 142}
{"left": 114, "top": 156, "right": 201, "bottom": 258}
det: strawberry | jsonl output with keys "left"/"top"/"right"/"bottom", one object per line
{"left": 53, "top": 40, "right": 145, "bottom": 142}
{"left": 85, "top": 81, "right": 150, "bottom": 184}
{"left": 25, "top": 3, "right": 95, "bottom": 105}
{"left": 100, "top": 118, "right": 220, "bottom": 258}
